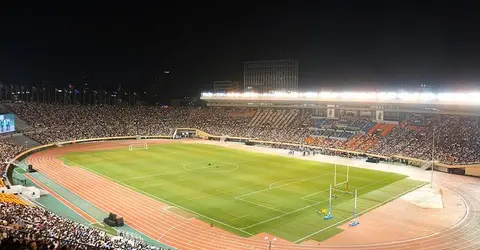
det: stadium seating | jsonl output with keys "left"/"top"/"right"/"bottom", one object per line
{"left": 0, "top": 139, "right": 26, "bottom": 187}
{"left": 0, "top": 201, "right": 161, "bottom": 249}
{"left": 1, "top": 101, "right": 480, "bottom": 250}
{"left": 0, "top": 193, "right": 27, "bottom": 205}
{"left": 4, "top": 102, "right": 480, "bottom": 165}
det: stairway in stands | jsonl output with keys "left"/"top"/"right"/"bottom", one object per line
{"left": 248, "top": 109, "right": 299, "bottom": 128}
{"left": 381, "top": 124, "right": 396, "bottom": 136}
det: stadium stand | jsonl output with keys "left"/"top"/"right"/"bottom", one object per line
{"left": 5, "top": 102, "right": 480, "bottom": 165}
{"left": 0, "top": 194, "right": 27, "bottom": 205}
{"left": 0, "top": 140, "right": 26, "bottom": 187}
{"left": 0, "top": 101, "right": 480, "bottom": 249}
{"left": 0, "top": 201, "right": 161, "bottom": 249}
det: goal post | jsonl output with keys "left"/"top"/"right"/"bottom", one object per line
{"left": 128, "top": 143, "right": 148, "bottom": 151}
{"left": 333, "top": 164, "right": 352, "bottom": 194}
{"left": 324, "top": 185, "right": 333, "bottom": 220}
{"left": 349, "top": 189, "right": 360, "bottom": 226}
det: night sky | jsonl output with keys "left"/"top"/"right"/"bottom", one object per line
{"left": 1, "top": 1, "right": 480, "bottom": 99}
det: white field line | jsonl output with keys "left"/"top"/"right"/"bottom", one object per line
{"left": 237, "top": 174, "right": 386, "bottom": 222}
{"left": 187, "top": 183, "right": 259, "bottom": 201}
{"left": 269, "top": 178, "right": 297, "bottom": 189}
{"left": 235, "top": 197, "right": 287, "bottom": 213}
{"left": 64, "top": 152, "right": 422, "bottom": 240}
{"left": 301, "top": 188, "right": 330, "bottom": 200}
{"left": 157, "top": 218, "right": 193, "bottom": 240}
{"left": 119, "top": 159, "right": 255, "bottom": 182}
{"left": 118, "top": 161, "right": 209, "bottom": 182}
{"left": 293, "top": 182, "right": 428, "bottom": 243}
{"left": 147, "top": 177, "right": 190, "bottom": 188}
{"left": 240, "top": 198, "right": 330, "bottom": 230}
{"left": 146, "top": 182, "right": 164, "bottom": 187}
{"left": 236, "top": 173, "right": 332, "bottom": 199}
{"left": 266, "top": 172, "right": 370, "bottom": 197}
{"left": 162, "top": 206, "right": 175, "bottom": 211}
{"left": 61, "top": 158, "right": 254, "bottom": 236}
{"left": 227, "top": 212, "right": 241, "bottom": 218}
{"left": 161, "top": 206, "right": 193, "bottom": 220}
{"left": 231, "top": 214, "right": 251, "bottom": 221}
{"left": 239, "top": 188, "right": 361, "bottom": 230}
{"left": 233, "top": 173, "right": 332, "bottom": 213}
{"left": 226, "top": 212, "right": 251, "bottom": 221}
{"left": 241, "top": 177, "right": 412, "bottom": 230}
{"left": 300, "top": 178, "right": 389, "bottom": 202}
{"left": 301, "top": 197, "right": 322, "bottom": 203}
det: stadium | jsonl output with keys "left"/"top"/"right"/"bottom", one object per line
{"left": 1, "top": 91, "right": 480, "bottom": 250}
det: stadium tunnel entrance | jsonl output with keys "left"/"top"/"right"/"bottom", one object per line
{"left": 174, "top": 128, "right": 197, "bottom": 139}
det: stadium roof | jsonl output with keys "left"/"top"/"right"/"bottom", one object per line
{"left": 201, "top": 91, "right": 480, "bottom": 107}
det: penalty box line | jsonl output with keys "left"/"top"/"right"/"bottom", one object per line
{"left": 301, "top": 178, "right": 391, "bottom": 203}
{"left": 234, "top": 173, "right": 332, "bottom": 214}
{"left": 235, "top": 197, "right": 288, "bottom": 213}
{"left": 241, "top": 176, "right": 397, "bottom": 230}
{"left": 293, "top": 181, "right": 428, "bottom": 243}
{"left": 300, "top": 171, "right": 379, "bottom": 202}
{"left": 236, "top": 173, "right": 332, "bottom": 199}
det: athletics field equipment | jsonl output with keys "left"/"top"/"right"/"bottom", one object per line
{"left": 60, "top": 142, "right": 425, "bottom": 242}
{"left": 128, "top": 143, "right": 148, "bottom": 151}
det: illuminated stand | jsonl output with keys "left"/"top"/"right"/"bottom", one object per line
{"left": 324, "top": 185, "right": 333, "bottom": 220}
{"left": 349, "top": 189, "right": 360, "bottom": 226}
{"left": 201, "top": 91, "right": 480, "bottom": 106}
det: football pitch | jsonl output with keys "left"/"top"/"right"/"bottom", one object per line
{"left": 61, "top": 143, "right": 426, "bottom": 243}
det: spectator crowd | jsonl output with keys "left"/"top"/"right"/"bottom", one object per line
{"left": 0, "top": 102, "right": 478, "bottom": 249}
{"left": 0, "top": 140, "right": 26, "bottom": 184}
{"left": 6, "top": 102, "right": 480, "bottom": 165}
{"left": 0, "top": 202, "right": 162, "bottom": 250}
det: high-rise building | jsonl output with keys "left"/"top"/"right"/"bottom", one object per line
{"left": 244, "top": 59, "right": 298, "bottom": 93}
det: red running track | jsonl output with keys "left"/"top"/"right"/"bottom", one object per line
{"left": 27, "top": 140, "right": 480, "bottom": 250}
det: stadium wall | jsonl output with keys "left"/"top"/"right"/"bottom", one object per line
{"left": 466, "top": 167, "right": 480, "bottom": 177}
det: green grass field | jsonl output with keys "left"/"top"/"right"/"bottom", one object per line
{"left": 61, "top": 143, "right": 425, "bottom": 243}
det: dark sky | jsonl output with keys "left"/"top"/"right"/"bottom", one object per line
{"left": 1, "top": 1, "right": 480, "bottom": 98}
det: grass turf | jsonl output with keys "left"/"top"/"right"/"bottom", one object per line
{"left": 61, "top": 143, "right": 425, "bottom": 243}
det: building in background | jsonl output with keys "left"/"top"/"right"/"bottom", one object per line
{"left": 244, "top": 59, "right": 298, "bottom": 93}
{"left": 213, "top": 80, "right": 240, "bottom": 93}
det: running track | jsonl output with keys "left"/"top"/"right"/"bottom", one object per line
{"left": 27, "top": 140, "right": 480, "bottom": 250}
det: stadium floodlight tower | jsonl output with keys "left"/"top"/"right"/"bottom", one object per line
{"left": 264, "top": 236, "right": 276, "bottom": 250}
